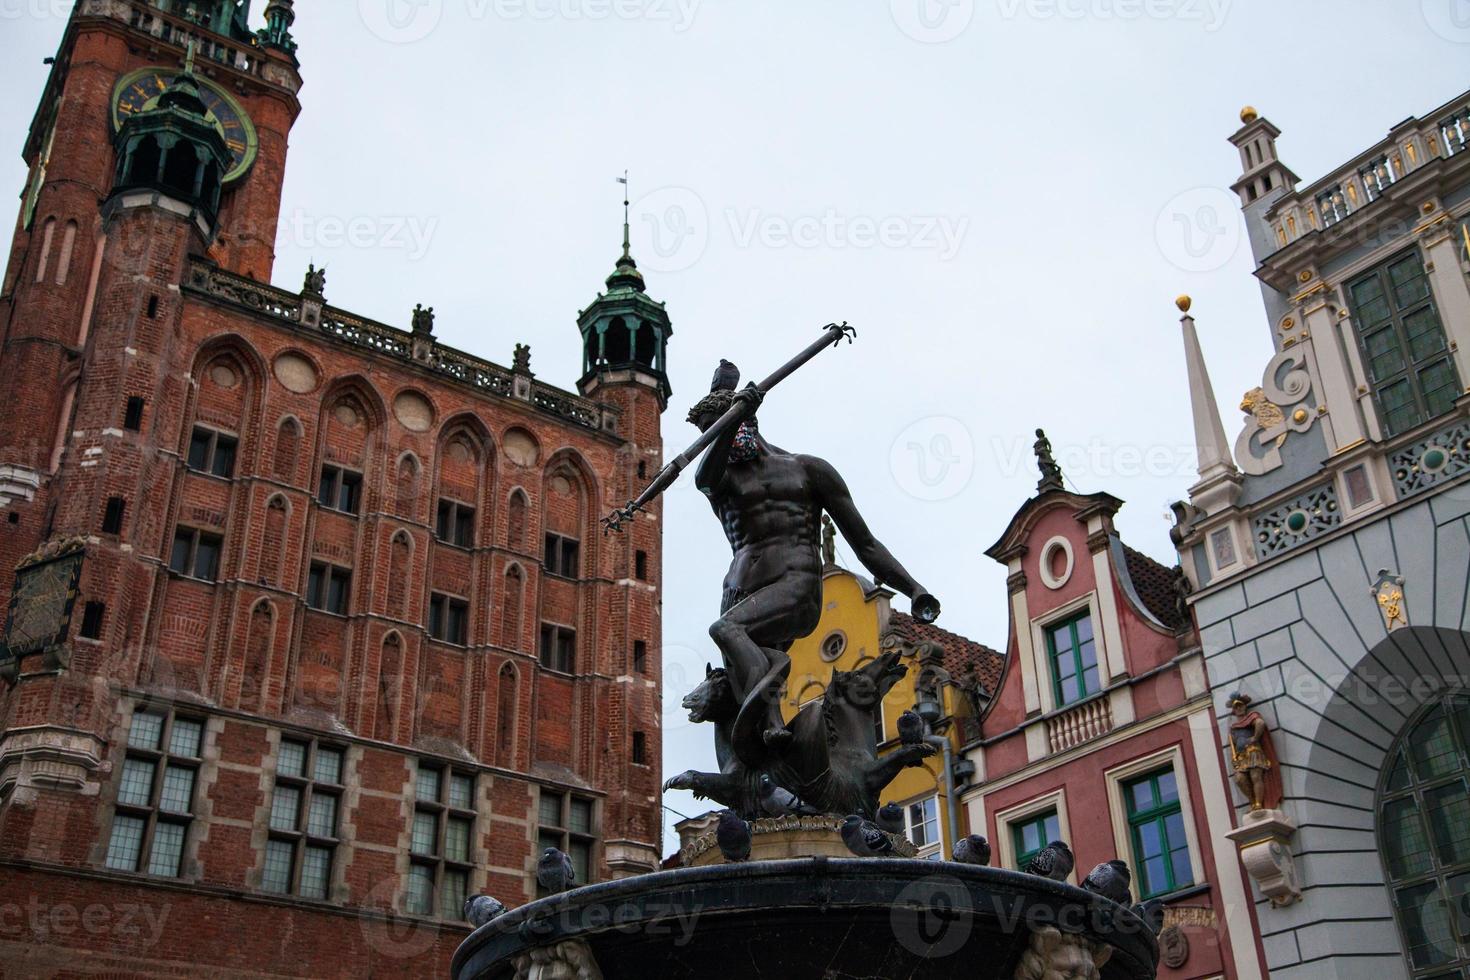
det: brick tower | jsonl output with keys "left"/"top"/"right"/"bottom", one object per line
{"left": 0, "top": 4, "right": 666, "bottom": 977}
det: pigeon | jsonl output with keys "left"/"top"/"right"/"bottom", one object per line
{"left": 840, "top": 814, "right": 895, "bottom": 857}
{"left": 896, "top": 709, "right": 926, "bottom": 746}
{"left": 1081, "top": 859, "right": 1134, "bottom": 905}
{"left": 463, "top": 894, "right": 506, "bottom": 927}
{"left": 757, "top": 773, "right": 816, "bottom": 817}
{"left": 875, "top": 802, "right": 905, "bottom": 835}
{"left": 1023, "top": 840, "right": 1074, "bottom": 881}
{"left": 716, "top": 810, "right": 752, "bottom": 863}
{"left": 1133, "top": 898, "right": 1166, "bottom": 936}
{"left": 536, "top": 846, "right": 575, "bottom": 894}
{"left": 952, "top": 834, "right": 992, "bottom": 866}
{"left": 711, "top": 359, "right": 741, "bottom": 392}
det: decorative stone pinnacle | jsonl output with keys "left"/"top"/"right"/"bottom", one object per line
{"left": 513, "top": 343, "right": 533, "bottom": 375}
{"left": 411, "top": 303, "right": 435, "bottom": 336}
{"left": 1034, "top": 428, "right": 1064, "bottom": 494}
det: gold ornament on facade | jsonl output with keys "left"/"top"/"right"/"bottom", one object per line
{"left": 1372, "top": 569, "right": 1407, "bottom": 632}
{"left": 1292, "top": 408, "right": 1309, "bottom": 424}
{"left": 1239, "top": 106, "right": 1258, "bottom": 123}
{"left": 1241, "top": 388, "right": 1288, "bottom": 448}
{"left": 1175, "top": 295, "right": 1192, "bottom": 313}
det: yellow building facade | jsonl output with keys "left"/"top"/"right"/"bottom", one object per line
{"left": 781, "top": 564, "right": 1001, "bottom": 859}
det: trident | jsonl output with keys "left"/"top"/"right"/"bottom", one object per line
{"left": 601, "top": 321, "right": 857, "bottom": 532}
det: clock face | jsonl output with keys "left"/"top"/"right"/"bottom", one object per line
{"left": 111, "top": 67, "right": 258, "bottom": 183}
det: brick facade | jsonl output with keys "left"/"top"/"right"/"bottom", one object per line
{"left": 0, "top": 4, "right": 665, "bottom": 976}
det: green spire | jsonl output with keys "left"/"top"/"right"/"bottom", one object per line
{"left": 606, "top": 171, "right": 645, "bottom": 292}
{"left": 260, "top": 0, "right": 298, "bottom": 53}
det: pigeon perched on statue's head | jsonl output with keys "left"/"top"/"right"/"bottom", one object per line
{"left": 1081, "top": 859, "right": 1133, "bottom": 905}
{"left": 463, "top": 894, "right": 506, "bottom": 928}
{"left": 896, "top": 709, "right": 926, "bottom": 746}
{"left": 711, "top": 359, "right": 740, "bottom": 393}
{"left": 1023, "top": 840, "right": 1074, "bottom": 881}
{"left": 952, "top": 834, "right": 991, "bottom": 866}
{"left": 875, "top": 802, "right": 904, "bottom": 835}
{"left": 536, "top": 847, "right": 575, "bottom": 894}
{"left": 716, "top": 810, "right": 752, "bottom": 863}
{"left": 840, "top": 814, "right": 894, "bottom": 858}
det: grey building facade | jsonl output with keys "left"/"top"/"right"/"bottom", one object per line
{"left": 1173, "top": 91, "right": 1470, "bottom": 980}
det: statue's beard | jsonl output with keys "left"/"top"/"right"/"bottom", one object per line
{"left": 728, "top": 421, "right": 761, "bottom": 463}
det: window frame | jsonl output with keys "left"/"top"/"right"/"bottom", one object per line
{"left": 536, "top": 789, "right": 598, "bottom": 895}
{"left": 306, "top": 562, "right": 352, "bottom": 615}
{"left": 435, "top": 498, "right": 476, "bottom": 548}
{"left": 1010, "top": 809, "right": 1062, "bottom": 872}
{"left": 542, "top": 532, "right": 580, "bottom": 579}
{"left": 1045, "top": 611, "right": 1100, "bottom": 708}
{"left": 403, "top": 764, "right": 477, "bottom": 919}
{"left": 1345, "top": 247, "right": 1460, "bottom": 438}
{"left": 903, "top": 794, "right": 943, "bottom": 859}
{"left": 169, "top": 526, "right": 223, "bottom": 582}
{"left": 1122, "top": 769, "right": 1192, "bottom": 899}
{"left": 1104, "top": 747, "right": 1204, "bottom": 903}
{"left": 186, "top": 424, "right": 239, "bottom": 479}
{"left": 104, "top": 708, "right": 205, "bottom": 879}
{"left": 317, "top": 464, "right": 363, "bottom": 515}
{"left": 994, "top": 789, "right": 1072, "bottom": 878}
{"left": 428, "top": 592, "right": 469, "bottom": 645}
{"left": 539, "top": 622, "right": 577, "bottom": 674}
{"left": 632, "top": 640, "right": 647, "bottom": 674}
{"left": 260, "top": 737, "right": 345, "bottom": 900}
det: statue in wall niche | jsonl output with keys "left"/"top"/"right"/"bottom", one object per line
{"left": 1227, "top": 691, "right": 1282, "bottom": 811}
{"left": 608, "top": 324, "right": 940, "bottom": 824}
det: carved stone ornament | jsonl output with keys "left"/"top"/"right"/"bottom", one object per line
{"left": 510, "top": 938, "right": 603, "bottom": 980}
{"left": 1234, "top": 349, "right": 1317, "bottom": 476}
{"left": 1372, "top": 568, "right": 1407, "bottom": 632}
{"left": 1158, "top": 924, "right": 1189, "bottom": 969}
{"left": 1224, "top": 808, "right": 1301, "bottom": 907}
{"left": 1011, "top": 925, "right": 1113, "bottom": 980}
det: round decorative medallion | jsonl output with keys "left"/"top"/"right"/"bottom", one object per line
{"left": 1423, "top": 447, "right": 1448, "bottom": 472}
{"left": 334, "top": 402, "right": 360, "bottom": 427}
{"left": 1285, "top": 511, "right": 1309, "bottom": 533}
{"left": 392, "top": 391, "right": 434, "bottom": 432}
{"left": 272, "top": 352, "right": 318, "bottom": 393}
{"left": 549, "top": 475, "right": 572, "bottom": 496}
{"left": 1292, "top": 408, "right": 1309, "bottom": 424}
{"left": 503, "top": 428, "right": 540, "bottom": 468}
{"left": 1159, "top": 925, "right": 1189, "bottom": 969}
{"left": 448, "top": 439, "right": 472, "bottom": 464}
{"left": 1038, "top": 536, "right": 1075, "bottom": 590}
{"left": 819, "top": 631, "right": 847, "bottom": 662}
{"left": 208, "top": 362, "right": 238, "bottom": 389}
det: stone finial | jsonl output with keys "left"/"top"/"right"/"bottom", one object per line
{"left": 411, "top": 303, "right": 435, "bottom": 337}
{"left": 512, "top": 343, "right": 533, "bottom": 375}
{"left": 1033, "top": 428, "right": 1063, "bottom": 494}
{"left": 302, "top": 262, "right": 326, "bottom": 298}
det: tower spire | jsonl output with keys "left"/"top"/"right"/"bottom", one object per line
{"left": 605, "top": 170, "right": 644, "bottom": 293}
{"left": 618, "top": 170, "right": 632, "bottom": 262}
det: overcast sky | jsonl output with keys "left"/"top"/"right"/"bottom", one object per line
{"left": 4, "top": 0, "right": 1467, "bottom": 853}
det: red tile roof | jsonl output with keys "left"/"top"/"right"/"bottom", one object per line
{"left": 1120, "top": 544, "right": 1188, "bottom": 632}
{"left": 887, "top": 611, "right": 1005, "bottom": 699}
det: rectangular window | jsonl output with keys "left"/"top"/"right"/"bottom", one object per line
{"left": 104, "top": 709, "right": 203, "bottom": 878}
{"left": 632, "top": 731, "right": 647, "bottom": 765}
{"left": 905, "top": 796, "right": 942, "bottom": 857}
{"left": 539, "top": 624, "right": 576, "bottom": 673}
{"left": 169, "top": 527, "right": 222, "bottom": 581}
{"left": 435, "top": 499, "right": 475, "bottom": 548}
{"left": 1124, "top": 768, "right": 1193, "bottom": 899}
{"left": 102, "top": 496, "right": 126, "bottom": 535}
{"left": 404, "top": 764, "right": 476, "bottom": 919}
{"left": 632, "top": 640, "right": 647, "bottom": 674}
{"left": 428, "top": 593, "right": 469, "bottom": 645}
{"left": 543, "top": 532, "right": 580, "bottom": 578}
{"left": 186, "top": 426, "right": 238, "bottom": 478}
{"left": 261, "top": 738, "right": 344, "bottom": 900}
{"left": 1011, "top": 810, "right": 1061, "bottom": 871}
{"left": 1347, "top": 249, "right": 1460, "bottom": 437}
{"left": 307, "top": 563, "right": 351, "bottom": 615}
{"left": 79, "top": 601, "right": 105, "bottom": 640}
{"left": 1046, "top": 612, "right": 1099, "bottom": 707}
{"left": 634, "top": 550, "right": 648, "bottom": 580}
{"left": 123, "top": 396, "right": 145, "bottom": 432}
{"left": 537, "top": 790, "right": 597, "bottom": 894}
{"left": 317, "top": 465, "right": 362, "bottom": 515}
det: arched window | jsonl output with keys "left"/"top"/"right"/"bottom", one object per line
{"left": 377, "top": 633, "right": 402, "bottom": 742}
{"left": 634, "top": 320, "right": 657, "bottom": 367}
{"left": 261, "top": 496, "right": 287, "bottom": 586}
{"left": 1378, "top": 691, "right": 1470, "bottom": 977}
{"left": 507, "top": 489, "right": 527, "bottom": 551}
{"left": 604, "top": 316, "right": 630, "bottom": 364}
{"left": 127, "top": 136, "right": 161, "bottom": 186}
{"left": 162, "top": 142, "right": 199, "bottom": 196}
{"left": 388, "top": 531, "right": 412, "bottom": 619}
{"left": 273, "top": 417, "right": 301, "bottom": 482}
{"left": 496, "top": 662, "right": 518, "bottom": 764}
{"left": 243, "top": 601, "right": 274, "bottom": 711}
{"left": 501, "top": 565, "right": 524, "bottom": 650}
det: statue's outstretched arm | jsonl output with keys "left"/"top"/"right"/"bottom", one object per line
{"left": 805, "top": 455, "right": 939, "bottom": 620}
{"left": 694, "top": 389, "right": 762, "bottom": 496}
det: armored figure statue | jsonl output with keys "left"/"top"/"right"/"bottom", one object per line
{"left": 1227, "top": 691, "right": 1281, "bottom": 811}
{"left": 686, "top": 360, "right": 940, "bottom": 759}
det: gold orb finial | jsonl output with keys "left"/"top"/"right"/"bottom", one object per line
{"left": 1240, "top": 106, "right": 1258, "bottom": 124}
{"left": 1176, "top": 295, "right": 1193, "bottom": 313}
